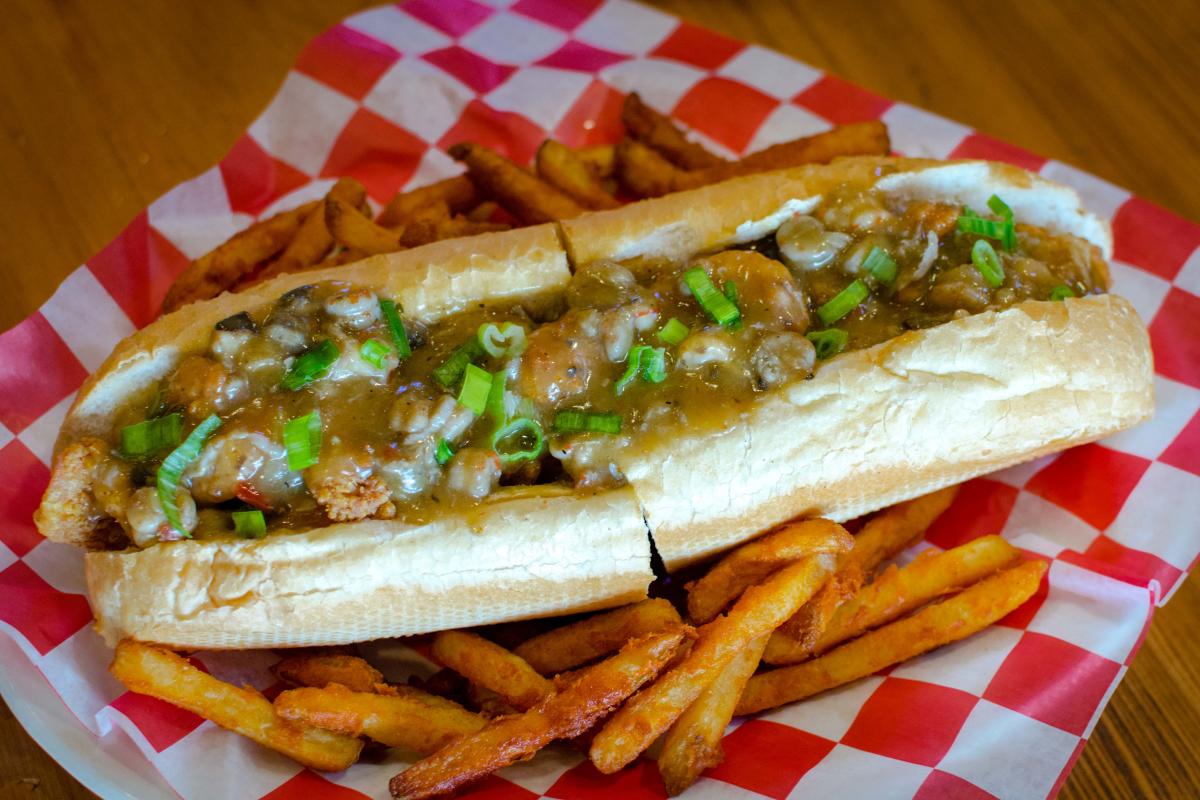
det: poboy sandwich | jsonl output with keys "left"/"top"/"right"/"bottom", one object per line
{"left": 34, "top": 156, "right": 1153, "bottom": 649}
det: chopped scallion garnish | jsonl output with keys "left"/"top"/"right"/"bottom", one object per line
{"left": 282, "top": 340, "right": 339, "bottom": 391}
{"left": 657, "top": 318, "right": 689, "bottom": 345}
{"left": 433, "top": 338, "right": 486, "bottom": 388}
{"left": 380, "top": 299, "right": 411, "bottom": 360}
{"left": 435, "top": 439, "right": 455, "bottom": 466}
{"left": 477, "top": 322, "right": 526, "bottom": 358}
{"left": 457, "top": 364, "right": 493, "bottom": 416}
{"left": 359, "top": 338, "right": 393, "bottom": 369}
{"left": 863, "top": 246, "right": 898, "bottom": 287}
{"left": 684, "top": 268, "right": 741, "bottom": 328}
{"left": 971, "top": 239, "right": 1005, "bottom": 288}
{"left": 817, "top": 279, "right": 869, "bottom": 326}
{"left": 1049, "top": 284, "right": 1076, "bottom": 301}
{"left": 615, "top": 345, "right": 668, "bottom": 395}
{"left": 157, "top": 414, "right": 222, "bottom": 536}
{"left": 987, "top": 194, "right": 1014, "bottom": 220}
{"left": 232, "top": 509, "right": 266, "bottom": 539}
{"left": 806, "top": 329, "right": 849, "bottom": 360}
{"left": 958, "top": 207, "right": 1016, "bottom": 253}
{"left": 492, "top": 418, "right": 546, "bottom": 466}
{"left": 552, "top": 410, "right": 622, "bottom": 435}
{"left": 121, "top": 413, "right": 182, "bottom": 458}
{"left": 283, "top": 411, "right": 322, "bottom": 471}
{"left": 487, "top": 370, "right": 507, "bottom": 426}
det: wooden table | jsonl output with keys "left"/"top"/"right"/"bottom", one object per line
{"left": 1, "top": 1, "right": 1196, "bottom": 797}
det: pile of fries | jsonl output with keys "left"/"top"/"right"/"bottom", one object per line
{"left": 159, "top": 93, "right": 890, "bottom": 313}
{"left": 111, "top": 485, "right": 1047, "bottom": 797}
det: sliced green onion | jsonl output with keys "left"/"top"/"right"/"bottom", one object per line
{"left": 435, "top": 439, "right": 455, "bottom": 466}
{"left": 987, "top": 194, "right": 1014, "bottom": 220}
{"left": 487, "top": 370, "right": 507, "bottom": 426}
{"left": 657, "top": 318, "right": 689, "bottom": 345}
{"left": 958, "top": 210, "right": 1016, "bottom": 253}
{"left": 359, "top": 338, "right": 393, "bottom": 369}
{"left": 817, "top": 279, "right": 869, "bottom": 326}
{"left": 863, "top": 247, "right": 898, "bottom": 287}
{"left": 232, "top": 509, "right": 266, "bottom": 539}
{"left": 380, "top": 299, "right": 411, "bottom": 360}
{"left": 457, "top": 364, "right": 493, "bottom": 416}
{"left": 477, "top": 322, "right": 526, "bottom": 359}
{"left": 283, "top": 411, "right": 322, "bottom": 471}
{"left": 552, "top": 410, "right": 622, "bottom": 435}
{"left": 157, "top": 414, "right": 221, "bottom": 536}
{"left": 806, "top": 329, "right": 849, "bottom": 360}
{"left": 492, "top": 418, "right": 545, "bottom": 466}
{"left": 1049, "top": 284, "right": 1076, "bottom": 301}
{"left": 282, "top": 340, "right": 339, "bottom": 391}
{"left": 433, "top": 338, "right": 486, "bottom": 388}
{"left": 684, "top": 268, "right": 741, "bottom": 327}
{"left": 642, "top": 347, "right": 667, "bottom": 383}
{"left": 121, "top": 413, "right": 182, "bottom": 458}
{"left": 971, "top": 239, "right": 1005, "bottom": 288}
{"left": 615, "top": 346, "right": 649, "bottom": 395}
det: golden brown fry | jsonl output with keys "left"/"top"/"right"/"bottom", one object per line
{"left": 536, "top": 140, "right": 620, "bottom": 210}
{"left": 614, "top": 138, "right": 686, "bottom": 198}
{"left": 274, "top": 683, "right": 484, "bottom": 754}
{"left": 777, "top": 486, "right": 959, "bottom": 642}
{"left": 161, "top": 200, "right": 317, "bottom": 312}
{"left": 414, "top": 667, "right": 467, "bottom": 698}
{"left": 765, "top": 534, "right": 1021, "bottom": 665}
{"left": 657, "top": 632, "right": 767, "bottom": 796}
{"left": 464, "top": 200, "right": 500, "bottom": 222}
{"left": 255, "top": 177, "right": 368, "bottom": 282}
{"left": 514, "top": 598, "right": 683, "bottom": 676}
{"left": 737, "top": 560, "right": 1047, "bottom": 715}
{"left": 325, "top": 196, "right": 404, "bottom": 255}
{"left": 622, "top": 92, "right": 726, "bottom": 170}
{"left": 449, "top": 142, "right": 586, "bottom": 223}
{"left": 686, "top": 518, "right": 851, "bottom": 624}
{"left": 431, "top": 630, "right": 553, "bottom": 712}
{"left": 389, "top": 628, "right": 688, "bottom": 800}
{"left": 589, "top": 528, "right": 851, "bottom": 775}
{"left": 377, "top": 175, "right": 480, "bottom": 229}
{"left": 575, "top": 144, "right": 616, "bottom": 179}
{"left": 110, "top": 641, "right": 362, "bottom": 772}
{"left": 400, "top": 216, "right": 510, "bottom": 248}
{"left": 273, "top": 653, "right": 385, "bottom": 693}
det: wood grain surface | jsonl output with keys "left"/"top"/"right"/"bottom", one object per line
{"left": 0, "top": 1, "right": 1196, "bottom": 798}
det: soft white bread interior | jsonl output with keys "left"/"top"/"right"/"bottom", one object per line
{"left": 87, "top": 486, "right": 652, "bottom": 648}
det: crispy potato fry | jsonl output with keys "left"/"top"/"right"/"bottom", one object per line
{"left": 686, "top": 518, "right": 851, "bottom": 624}
{"left": 325, "top": 196, "right": 404, "bottom": 255}
{"left": 449, "top": 142, "right": 586, "bottom": 223}
{"left": 254, "top": 177, "right": 367, "bottom": 283}
{"left": 737, "top": 560, "right": 1047, "bottom": 715}
{"left": 615, "top": 138, "right": 686, "bottom": 198}
{"left": 466, "top": 684, "right": 520, "bottom": 718}
{"left": 464, "top": 200, "right": 500, "bottom": 222}
{"left": 274, "top": 683, "right": 484, "bottom": 754}
{"left": 657, "top": 632, "right": 768, "bottom": 795}
{"left": 390, "top": 628, "right": 688, "bottom": 800}
{"left": 399, "top": 216, "right": 510, "bottom": 249}
{"left": 377, "top": 175, "right": 480, "bottom": 229}
{"left": 431, "top": 630, "right": 553, "bottom": 712}
{"left": 575, "top": 144, "right": 616, "bottom": 179}
{"left": 273, "top": 653, "right": 385, "bottom": 693}
{"left": 161, "top": 200, "right": 318, "bottom": 312}
{"left": 777, "top": 486, "right": 959, "bottom": 642}
{"left": 514, "top": 598, "right": 683, "bottom": 676}
{"left": 414, "top": 667, "right": 467, "bottom": 699}
{"left": 536, "top": 139, "right": 620, "bottom": 210}
{"left": 589, "top": 528, "right": 851, "bottom": 774}
{"left": 110, "top": 641, "right": 362, "bottom": 771}
{"left": 764, "top": 534, "right": 1020, "bottom": 664}
{"left": 621, "top": 92, "right": 726, "bottom": 170}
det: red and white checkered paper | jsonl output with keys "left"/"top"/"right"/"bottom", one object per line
{"left": 2, "top": 1, "right": 1198, "bottom": 798}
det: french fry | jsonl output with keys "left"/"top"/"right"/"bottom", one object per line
{"left": 514, "top": 598, "right": 683, "bottom": 676}
{"left": 255, "top": 177, "right": 367, "bottom": 282}
{"left": 449, "top": 142, "right": 586, "bottom": 223}
{"left": 273, "top": 653, "right": 385, "bottom": 693}
{"left": 776, "top": 486, "right": 959, "bottom": 643}
{"left": 765, "top": 534, "right": 1020, "bottom": 664}
{"left": 622, "top": 92, "right": 726, "bottom": 170}
{"left": 657, "top": 632, "right": 768, "bottom": 796}
{"left": 110, "top": 641, "right": 362, "bottom": 772}
{"left": 376, "top": 175, "right": 479, "bottom": 229}
{"left": 736, "top": 560, "right": 1047, "bottom": 715}
{"left": 400, "top": 216, "right": 510, "bottom": 248}
{"left": 686, "top": 518, "right": 851, "bottom": 624}
{"left": 575, "top": 144, "right": 616, "bottom": 179}
{"left": 464, "top": 200, "right": 500, "bottom": 222}
{"left": 389, "top": 628, "right": 688, "bottom": 800}
{"left": 615, "top": 138, "right": 686, "bottom": 198}
{"left": 589, "top": 527, "right": 851, "bottom": 775}
{"left": 274, "top": 683, "right": 484, "bottom": 754}
{"left": 325, "top": 196, "right": 404, "bottom": 255}
{"left": 414, "top": 667, "right": 467, "bottom": 698}
{"left": 161, "top": 200, "right": 318, "bottom": 312}
{"left": 431, "top": 630, "right": 553, "bottom": 712}
{"left": 536, "top": 139, "right": 621, "bottom": 210}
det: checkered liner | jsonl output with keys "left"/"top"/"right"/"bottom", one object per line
{"left": 1, "top": 1, "right": 1197, "bottom": 798}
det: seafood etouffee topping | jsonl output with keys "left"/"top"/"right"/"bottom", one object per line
{"left": 60, "top": 186, "right": 1109, "bottom": 547}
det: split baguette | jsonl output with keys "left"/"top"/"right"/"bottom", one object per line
{"left": 38, "top": 157, "right": 1154, "bottom": 647}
